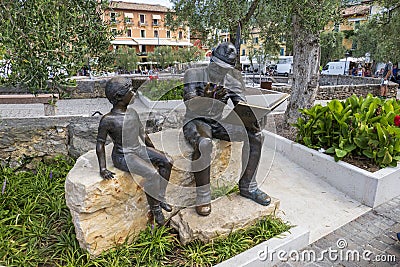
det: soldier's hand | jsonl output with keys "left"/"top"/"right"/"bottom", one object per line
{"left": 204, "top": 83, "right": 227, "bottom": 100}
{"left": 100, "top": 169, "right": 115, "bottom": 180}
{"left": 248, "top": 121, "right": 261, "bottom": 133}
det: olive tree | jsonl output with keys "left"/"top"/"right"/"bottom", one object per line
{"left": 320, "top": 31, "right": 346, "bottom": 66}
{"left": 175, "top": 46, "right": 205, "bottom": 63}
{"left": 167, "top": 0, "right": 263, "bottom": 68}
{"left": 148, "top": 46, "right": 176, "bottom": 69}
{"left": 169, "top": 0, "right": 341, "bottom": 125}
{"left": 114, "top": 47, "right": 139, "bottom": 74}
{"left": 0, "top": 0, "right": 113, "bottom": 93}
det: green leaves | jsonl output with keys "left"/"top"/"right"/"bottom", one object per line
{"left": 140, "top": 79, "right": 184, "bottom": 101}
{"left": 295, "top": 94, "right": 400, "bottom": 168}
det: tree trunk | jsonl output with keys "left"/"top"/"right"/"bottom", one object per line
{"left": 284, "top": 14, "right": 321, "bottom": 125}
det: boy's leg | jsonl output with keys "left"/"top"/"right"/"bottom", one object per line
{"left": 146, "top": 147, "right": 173, "bottom": 212}
{"left": 122, "top": 153, "right": 166, "bottom": 225}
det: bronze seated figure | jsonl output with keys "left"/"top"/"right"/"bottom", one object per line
{"left": 183, "top": 42, "right": 271, "bottom": 216}
{"left": 96, "top": 76, "right": 173, "bottom": 225}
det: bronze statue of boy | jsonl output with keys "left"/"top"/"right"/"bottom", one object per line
{"left": 96, "top": 76, "right": 173, "bottom": 225}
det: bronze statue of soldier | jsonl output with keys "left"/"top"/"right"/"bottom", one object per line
{"left": 183, "top": 42, "right": 271, "bottom": 216}
{"left": 96, "top": 76, "right": 173, "bottom": 225}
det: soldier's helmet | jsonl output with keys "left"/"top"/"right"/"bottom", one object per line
{"left": 211, "top": 42, "right": 237, "bottom": 67}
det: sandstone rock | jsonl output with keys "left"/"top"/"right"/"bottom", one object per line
{"left": 65, "top": 129, "right": 242, "bottom": 256}
{"left": 170, "top": 195, "right": 280, "bottom": 245}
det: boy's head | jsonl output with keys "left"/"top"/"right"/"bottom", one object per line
{"left": 105, "top": 77, "right": 135, "bottom": 105}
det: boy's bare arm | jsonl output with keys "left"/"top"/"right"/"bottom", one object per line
{"left": 96, "top": 119, "right": 115, "bottom": 179}
{"left": 139, "top": 124, "right": 155, "bottom": 148}
{"left": 96, "top": 141, "right": 115, "bottom": 179}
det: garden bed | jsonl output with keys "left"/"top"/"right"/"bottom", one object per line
{"left": 0, "top": 155, "right": 304, "bottom": 267}
{"left": 263, "top": 129, "right": 400, "bottom": 208}
{"left": 138, "top": 90, "right": 186, "bottom": 110}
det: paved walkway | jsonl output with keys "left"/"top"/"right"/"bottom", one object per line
{"left": 275, "top": 196, "right": 400, "bottom": 266}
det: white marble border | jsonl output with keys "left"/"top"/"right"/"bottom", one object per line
{"left": 215, "top": 226, "right": 309, "bottom": 267}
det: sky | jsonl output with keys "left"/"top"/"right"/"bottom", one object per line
{"left": 123, "top": 0, "right": 173, "bottom": 8}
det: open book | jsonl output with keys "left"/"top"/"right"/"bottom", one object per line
{"left": 222, "top": 93, "right": 290, "bottom": 128}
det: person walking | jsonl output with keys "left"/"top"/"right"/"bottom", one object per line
{"left": 380, "top": 61, "right": 393, "bottom": 98}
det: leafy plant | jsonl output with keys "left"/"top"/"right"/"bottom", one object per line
{"left": 140, "top": 79, "right": 184, "bottom": 101}
{"left": 294, "top": 94, "right": 400, "bottom": 168}
{"left": 0, "top": 0, "right": 113, "bottom": 94}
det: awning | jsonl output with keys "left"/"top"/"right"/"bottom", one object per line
{"left": 124, "top": 13, "right": 133, "bottom": 18}
{"left": 134, "top": 38, "right": 171, "bottom": 46}
{"left": 152, "top": 14, "right": 162, "bottom": 20}
{"left": 114, "top": 38, "right": 193, "bottom": 47}
{"left": 110, "top": 39, "right": 137, "bottom": 45}
{"left": 169, "top": 40, "right": 193, "bottom": 46}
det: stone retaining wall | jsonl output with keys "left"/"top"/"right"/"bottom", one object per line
{"left": 319, "top": 74, "right": 380, "bottom": 86}
{"left": 0, "top": 110, "right": 185, "bottom": 167}
{"left": 0, "top": 116, "right": 100, "bottom": 167}
{"left": 272, "top": 83, "right": 398, "bottom": 100}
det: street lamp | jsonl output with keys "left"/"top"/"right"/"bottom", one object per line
{"left": 344, "top": 51, "right": 350, "bottom": 75}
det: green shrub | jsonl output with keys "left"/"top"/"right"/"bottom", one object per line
{"left": 140, "top": 79, "right": 183, "bottom": 101}
{"left": 294, "top": 94, "right": 400, "bottom": 168}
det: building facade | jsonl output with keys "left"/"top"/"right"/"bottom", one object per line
{"left": 105, "top": 1, "right": 192, "bottom": 62}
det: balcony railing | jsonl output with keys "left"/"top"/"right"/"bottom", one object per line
{"left": 138, "top": 21, "right": 148, "bottom": 26}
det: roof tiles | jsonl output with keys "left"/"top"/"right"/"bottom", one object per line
{"left": 109, "top": 1, "right": 170, "bottom": 12}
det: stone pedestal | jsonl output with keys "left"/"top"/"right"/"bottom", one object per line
{"left": 170, "top": 195, "right": 280, "bottom": 245}
{"left": 65, "top": 129, "right": 242, "bottom": 256}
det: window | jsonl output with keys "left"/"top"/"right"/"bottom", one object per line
{"left": 280, "top": 48, "right": 285, "bottom": 56}
{"left": 127, "top": 29, "right": 132, "bottom": 37}
{"left": 141, "top": 30, "right": 145, "bottom": 38}
{"left": 166, "top": 30, "right": 171, "bottom": 38}
{"left": 124, "top": 13, "right": 133, "bottom": 23}
{"left": 152, "top": 14, "right": 161, "bottom": 25}
{"left": 178, "top": 31, "right": 183, "bottom": 39}
{"left": 110, "top": 12, "right": 117, "bottom": 23}
{"left": 111, "top": 28, "right": 117, "bottom": 36}
{"left": 154, "top": 30, "right": 159, "bottom": 38}
{"left": 242, "top": 49, "right": 245, "bottom": 56}
{"left": 253, "top": 37, "right": 259, "bottom": 44}
{"left": 140, "top": 14, "right": 145, "bottom": 24}
{"left": 141, "top": 45, "right": 147, "bottom": 53}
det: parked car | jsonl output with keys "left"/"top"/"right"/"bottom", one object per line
{"left": 276, "top": 56, "right": 293, "bottom": 76}
{"left": 321, "top": 61, "right": 350, "bottom": 75}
